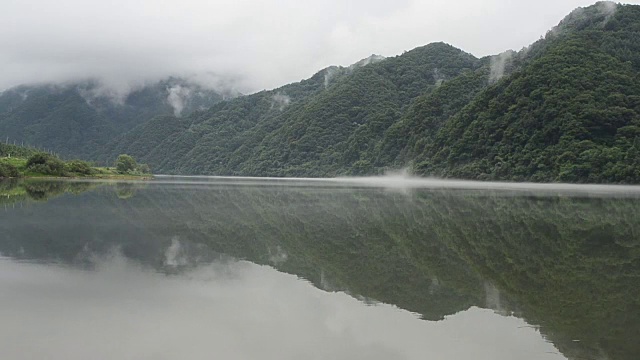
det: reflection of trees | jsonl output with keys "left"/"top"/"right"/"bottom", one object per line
{"left": 116, "top": 183, "right": 136, "bottom": 199}
{"left": 1, "top": 182, "right": 639, "bottom": 359}
{"left": 0, "top": 179, "right": 96, "bottom": 203}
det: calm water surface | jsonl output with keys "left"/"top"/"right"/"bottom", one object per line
{"left": 1, "top": 177, "right": 639, "bottom": 360}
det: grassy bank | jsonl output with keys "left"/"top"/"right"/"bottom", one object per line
{"left": 0, "top": 153, "right": 152, "bottom": 180}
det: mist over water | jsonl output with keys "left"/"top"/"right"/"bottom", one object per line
{"left": 1, "top": 178, "right": 639, "bottom": 360}
{"left": 152, "top": 174, "right": 640, "bottom": 196}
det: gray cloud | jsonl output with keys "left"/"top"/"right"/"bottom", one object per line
{"left": 1, "top": 0, "right": 637, "bottom": 95}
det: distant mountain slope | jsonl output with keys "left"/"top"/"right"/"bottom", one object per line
{"left": 0, "top": 78, "right": 226, "bottom": 160}
{"left": 371, "top": 66, "right": 491, "bottom": 169}
{"left": 108, "top": 43, "right": 481, "bottom": 175}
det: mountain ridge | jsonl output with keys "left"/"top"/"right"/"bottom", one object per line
{"left": 0, "top": 77, "right": 228, "bottom": 160}
{"left": 2, "top": 1, "right": 639, "bottom": 183}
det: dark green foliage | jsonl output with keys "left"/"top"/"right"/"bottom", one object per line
{"left": 137, "top": 163, "right": 151, "bottom": 174}
{"left": 112, "top": 154, "right": 150, "bottom": 174}
{"left": 88, "top": 3, "right": 640, "bottom": 183}
{"left": 0, "top": 161, "right": 19, "bottom": 178}
{"left": 107, "top": 43, "right": 481, "bottom": 176}
{"left": 22, "top": 181, "right": 67, "bottom": 200}
{"left": 65, "top": 160, "right": 94, "bottom": 175}
{"left": 412, "top": 10, "right": 640, "bottom": 183}
{"left": 0, "top": 79, "right": 224, "bottom": 160}
{"left": 1, "top": 144, "right": 147, "bottom": 178}
{"left": 373, "top": 67, "right": 491, "bottom": 168}
{"left": 0, "top": 142, "right": 39, "bottom": 158}
{"left": 26, "top": 152, "right": 65, "bottom": 176}
{"left": 115, "top": 154, "right": 137, "bottom": 174}
{"left": 26, "top": 152, "right": 54, "bottom": 167}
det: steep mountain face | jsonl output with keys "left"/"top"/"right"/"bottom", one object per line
{"left": 107, "top": 43, "right": 482, "bottom": 175}
{"left": 407, "top": 2, "right": 640, "bottom": 183}
{"left": 0, "top": 78, "right": 226, "bottom": 160}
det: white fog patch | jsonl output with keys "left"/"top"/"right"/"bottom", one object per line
{"left": 597, "top": 1, "right": 618, "bottom": 22}
{"left": 323, "top": 55, "right": 386, "bottom": 89}
{"left": 324, "top": 67, "right": 341, "bottom": 89}
{"left": 179, "top": 72, "right": 244, "bottom": 100}
{"left": 429, "top": 277, "right": 440, "bottom": 295}
{"left": 76, "top": 77, "right": 155, "bottom": 106}
{"left": 77, "top": 83, "right": 133, "bottom": 106}
{"left": 433, "top": 68, "right": 445, "bottom": 87}
{"left": 76, "top": 74, "right": 237, "bottom": 109}
{"left": 268, "top": 245, "right": 288, "bottom": 264}
{"left": 150, "top": 174, "right": 640, "bottom": 197}
{"left": 19, "top": 90, "right": 29, "bottom": 100}
{"left": 270, "top": 92, "right": 291, "bottom": 111}
{"left": 319, "top": 269, "right": 337, "bottom": 292}
{"left": 484, "top": 282, "right": 506, "bottom": 315}
{"left": 489, "top": 51, "right": 514, "bottom": 84}
{"left": 348, "top": 54, "right": 386, "bottom": 70}
{"left": 164, "top": 237, "right": 189, "bottom": 267}
{"left": 549, "top": 1, "right": 618, "bottom": 37}
{"left": 167, "top": 85, "right": 193, "bottom": 117}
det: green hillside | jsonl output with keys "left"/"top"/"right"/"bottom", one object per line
{"left": 0, "top": 78, "right": 225, "bottom": 160}
{"left": 409, "top": 3, "right": 640, "bottom": 183}
{"left": 97, "top": 2, "right": 639, "bottom": 182}
{"left": 2, "top": 2, "right": 639, "bottom": 183}
{"left": 103, "top": 43, "right": 480, "bottom": 176}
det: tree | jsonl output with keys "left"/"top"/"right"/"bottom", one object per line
{"left": 65, "top": 160, "right": 93, "bottom": 175}
{"left": 115, "top": 154, "right": 137, "bottom": 174}
{"left": 26, "top": 152, "right": 65, "bottom": 176}
{"left": 0, "top": 162, "right": 19, "bottom": 178}
{"left": 137, "top": 163, "right": 151, "bottom": 174}
{"left": 26, "top": 152, "right": 54, "bottom": 168}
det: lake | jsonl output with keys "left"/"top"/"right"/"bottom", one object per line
{"left": 1, "top": 177, "right": 639, "bottom": 360}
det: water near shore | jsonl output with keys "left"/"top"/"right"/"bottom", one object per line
{"left": 1, "top": 177, "right": 638, "bottom": 360}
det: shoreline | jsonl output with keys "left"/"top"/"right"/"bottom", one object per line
{"left": 0, "top": 175, "right": 154, "bottom": 181}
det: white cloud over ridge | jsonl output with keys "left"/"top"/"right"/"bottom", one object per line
{"left": 1, "top": 0, "right": 636, "bottom": 95}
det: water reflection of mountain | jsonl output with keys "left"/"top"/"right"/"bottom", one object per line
{"left": 1, "top": 180, "right": 639, "bottom": 360}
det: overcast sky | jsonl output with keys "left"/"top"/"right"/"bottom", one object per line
{"left": 1, "top": 0, "right": 638, "bottom": 94}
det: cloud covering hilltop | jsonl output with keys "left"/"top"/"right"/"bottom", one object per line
{"left": 0, "top": 0, "right": 617, "bottom": 95}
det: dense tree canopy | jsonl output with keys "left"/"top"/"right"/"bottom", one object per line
{"left": 0, "top": 79, "right": 224, "bottom": 160}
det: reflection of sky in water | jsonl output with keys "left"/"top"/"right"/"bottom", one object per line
{"left": 0, "top": 255, "right": 565, "bottom": 360}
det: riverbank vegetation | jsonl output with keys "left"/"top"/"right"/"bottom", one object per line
{"left": 0, "top": 145, "right": 151, "bottom": 179}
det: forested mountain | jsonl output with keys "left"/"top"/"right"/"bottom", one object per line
{"left": 3, "top": 2, "right": 639, "bottom": 183}
{"left": 101, "top": 43, "right": 481, "bottom": 175}
{"left": 406, "top": 2, "right": 640, "bottom": 183}
{"left": 0, "top": 78, "right": 226, "bottom": 161}
{"left": 95, "top": 2, "right": 638, "bottom": 182}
